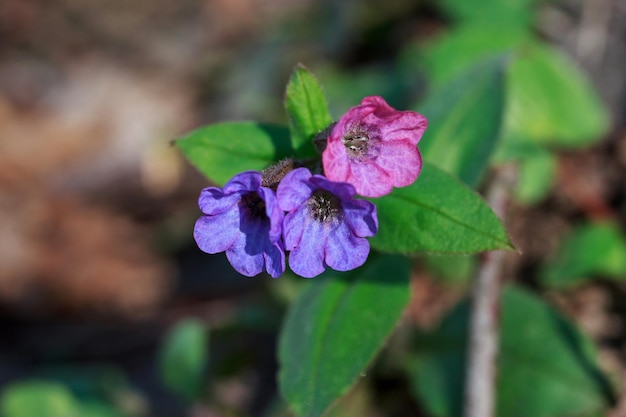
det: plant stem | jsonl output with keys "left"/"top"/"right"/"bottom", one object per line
{"left": 463, "top": 166, "right": 516, "bottom": 417}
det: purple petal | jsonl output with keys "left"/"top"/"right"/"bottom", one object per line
{"left": 194, "top": 210, "right": 239, "bottom": 254}
{"left": 198, "top": 187, "right": 241, "bottom": 215}
{"left": 310, "top": 175, "right": 356, "bottom": 200}
{"left": 264, "top": 242, "right": 286, "bottom": 278}
{"left": 224, "top": 171, "right": 262, "bottom": 194}
{"left": 276, "top": 168, "right": 314, "bottom": 212}
{"left": 226, "top": 246, "right": 264, "bottom": 277}
{"left": 342, "top": 199, "right": 378, "bottom": 237}
{"left": 288, "top": 220, "right": 327, "bottom": 278}
{"left": 225, "top": 216, "right": 269, "bottom": 277}
{"left": 258, "top": 186, "right": 283, "bottom": 243}
{"left": 283, "top": 205, "right": 308, "bottom": 251}
{"left": 324, "top": 222, "right": 370, "bottom": 272}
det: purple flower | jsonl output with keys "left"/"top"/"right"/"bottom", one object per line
{"left": 322, "top": 96, "right": 428, "bottom": 198}
{"left": 277, "top": 168, "right": 378, "bottom": 278}
{"left": 194, "top": 171, "right": 285, "bottom": 278}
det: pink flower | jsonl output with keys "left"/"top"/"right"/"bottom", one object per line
{"left": 322, "top": 96, "right": 428, "bottom": 198}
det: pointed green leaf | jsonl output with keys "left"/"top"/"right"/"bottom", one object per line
{"left": 369, "top": 162, "right": 513, "bottom": 254}
{"left": 158, "top": 319, "right": 209, "bottom": 401}
{"left": 418, "top": 56, "right": 507, "bottom": 187}
{"left": 176, "top": 122, "right": 293, "bottom": 186}
{"left": 285, "top": 64, "right": 333, "bottom": 158}
{"left": 279, "top": 255, "right": 410, "bottom": 417}
{"left": 409, "top": 285, "right": 614, "bottom": 417}
{"left": 541, "top": 223, "right": 626, "bottom": 288}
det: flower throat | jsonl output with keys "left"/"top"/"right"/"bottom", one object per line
{"left": 308, "top": 190, "right": 341, "bottom": 223}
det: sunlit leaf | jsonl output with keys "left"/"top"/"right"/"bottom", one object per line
{"left": 285, "top": 64, "right": 333, "bottom": 158}
{"left": 176, "top": 122, "right": 293, "bottom": 186}
{"left": 370, "top": 162, "right": 514, "bottom": 254}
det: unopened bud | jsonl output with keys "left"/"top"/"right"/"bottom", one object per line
{"left": 261, "top": 158, "right": 297, "bottom": 190}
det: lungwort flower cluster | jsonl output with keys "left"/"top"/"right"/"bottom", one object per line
{"left": 194, "top": 96, "right": 427, "bottom": 278}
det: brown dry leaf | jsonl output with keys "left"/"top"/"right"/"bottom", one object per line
{"left": 0, "top": 191, "right": 172, "bottom": 317}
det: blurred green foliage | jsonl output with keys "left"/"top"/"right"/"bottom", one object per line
{"left": 0, "top": 380, "right": 127, "bottom": 417}
{"left": 409, "top": 286, "right": 614, "bottom": 417}
{"left": 542, "top": 223, "right": 626, "bottom": 288}
{"left": 158, "top": 319, "right": 209, "bottom": 402}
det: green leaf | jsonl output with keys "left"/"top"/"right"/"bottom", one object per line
{"left": 279, "top": 255, "right": 411, "bottom": 417}
{"left": 409, "top": 285, "right": 614, "bottom": 417}
{"left": 1, "top": 381, "right": 82, "bottom": 417}
{"left": 413, "top": 23, "right": 529, "bottom": 87}
{"left": 285, "top": 64, "right": 333, "bottom": 158}
{"left": 158, "top": 319, "right": 209, "bottom": 401}
{"left": 541, "top": 223, "right": 626, "bottom": 288}
{"left": 504, "top": 44, "right": 609, "bottom": 148}
{"left": 176, "top": 122, "right": 293, "bottom": 186}
{"left": 436, "top": 0, "right": 537, "bottom": 25}
{"left": 417, "top": 56, "right": 507, "bottom": 187}
{"left": 369, "top": 162, "right": 514, "bottom": 254}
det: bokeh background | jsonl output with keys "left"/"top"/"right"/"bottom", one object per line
{"left": 1, "top": 0, "right": 626, "bottom": 416}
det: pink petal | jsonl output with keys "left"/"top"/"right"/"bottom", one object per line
{"left": 375, "top": 141, "right": 422, "bottom": 188}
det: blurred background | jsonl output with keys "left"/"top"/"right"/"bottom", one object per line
{"left": 1, "top": 0, "right": 626, "bottom": 416}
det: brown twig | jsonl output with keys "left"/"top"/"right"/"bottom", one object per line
{"left": 463, "top": 166, "right": 516, "bottom": 417}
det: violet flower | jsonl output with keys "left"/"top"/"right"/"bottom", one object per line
{"left": 277, "top": 167, "right": 378, "bottom": 278}
{"left": 194, "top": 171, "right": 285, "bottom": 278}
{"left": 322, "top": 96, "right": 428, "bottom": 198}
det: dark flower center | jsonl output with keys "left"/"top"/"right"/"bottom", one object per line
{"left": 342, "top": 127, "right": 370, "bottom": 158}
{"left": 239, "top": 192, "right": 266, "bottom": 219}
{"left": 308, "top": 190, "right": 341, "bottom": 223}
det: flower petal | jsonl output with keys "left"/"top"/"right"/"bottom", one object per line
{"left": 224, "top": 171, "right": 262, "bottom": 193}
{"left": 194, "top": 210, "right": 239, "bottom": 254}
{"left": 276, "top": 168, "right": 314, "bottom": 212}
{"left": 322, "top": 140, "right": 350, "bottom": 183}
{"left": 348, "top": 161, "right": 394, "bottom": 198}
{"left": 283, "top": 205, "right": 308, "bottom": 251}
{"left": 198, "top": 187, "right": 241, "bottom": 215}
{"left": 324, "top": 222, "right": 370, "bottom": 272}
{"left": 225, "top": 216, "right": 269, "bottom": 277}
{"left": 342, "top": 199, "right": 378, "bottom": 237}
{"left": 375, "top": 141, "right": 422, "bottom": 188}
{"left": 226, "top": 246, "right": 264, "bottom": 277}
{"left": 379, "top": 111, "right": 428, "bottom": 145}
{"left": 258, "top": 186, "right": 283, "bottom": 243}
{"left": 310, "top": 175, "right": 356, "bottom": 200}
{"left": 264, "top": 241, "right": 286, "bottom": 278}
{"left": 288, "top": 220, "right": 327, "bottom": 278}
